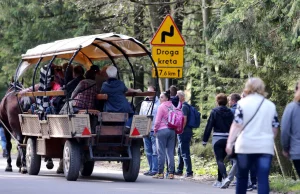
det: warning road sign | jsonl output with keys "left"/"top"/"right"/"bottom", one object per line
{"left": 152, "top": 67, "right": 183, "bottom": 78}
{"left": 152, "top": 46, "right": 183, "bottom": 67}
{"left": 151, "top": 15, "right": 185, "bottom": 46}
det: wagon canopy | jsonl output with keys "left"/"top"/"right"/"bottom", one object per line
{"left": 17, "top": 33, "right": 148, "bottom": 79}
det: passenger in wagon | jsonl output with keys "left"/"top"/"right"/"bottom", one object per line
{"left": 71, "top": 69, "right": 97, "bottom": 112}
{"left": 100, "top": 65, "right": 141, "bottom": 130}
{"left": 59, "top": 69, "right": 97, "bottom": 114}
{"left": 52, "top": 65, "right": 85, "bottom": 113}
{"left": 62, "top": 62, "right": 74, "bottom": 85}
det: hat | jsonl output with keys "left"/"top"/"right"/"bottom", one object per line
{"left": 90, "top": 65, "right": 100, "bottom": 72}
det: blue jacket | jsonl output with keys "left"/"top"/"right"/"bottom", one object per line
{"left": 101, "top": 78, "right": 133, "bottom": 113}
{"left": 230, "top": 103, "right": 237, "bottom": 115}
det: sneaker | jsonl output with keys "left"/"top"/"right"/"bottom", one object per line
{"left": 143, "top": 171, "right": 151, "bottom": 176}
{"left": 185, "top": 174, "right": 193, "bottom": 179}
{"left": 221, "top": 178, "right": 231, "bottom": 189}
{"left": 168, "top": 174, "right": 174, "bottom": 179}
{"left": 174, "top": 171, "right": 183, "bottom": 176}
{"left": 213, "top": 181, "right": 222, "bottom": 188}
{"left": 152, "top": 173, "right": 164, "bottom": 179}
{"left": 252, "top": 184, "right": 257, "bottom": 190}
{"left": 149, "top": 172, "right": 158, "bottom": 176}
{"left": 247, "top": 184, "right": 253, "bottom": 191}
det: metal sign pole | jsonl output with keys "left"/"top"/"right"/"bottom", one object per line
{"left": 165, "top": 78, "right": 169, "bottom": 91}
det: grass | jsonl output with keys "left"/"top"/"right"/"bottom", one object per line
{"left": 270, "top": 175, "right": 300, "bottom": 193}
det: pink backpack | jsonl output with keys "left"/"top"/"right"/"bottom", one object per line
{"left": 165, "top": 105, "right": 184, "bottom": 134}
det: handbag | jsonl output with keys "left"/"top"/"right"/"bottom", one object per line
{"left": 229, "top": 97, "right": 265, "bottom": 158}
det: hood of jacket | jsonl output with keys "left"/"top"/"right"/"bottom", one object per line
{"left": 105, "top": 78, "right": 123, "bottom": 89}
{"left": 213, "top": 106, "right": 233, "bottom": 118}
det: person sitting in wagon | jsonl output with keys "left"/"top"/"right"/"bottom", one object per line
{"left": 100, "top": 65, "right": 141, "bottom": 130}
{"left": 52, "top": 65, "right": 85, "bottom": 113}
{"left": 59, "top": 69, "right": 97, "bottom": 114}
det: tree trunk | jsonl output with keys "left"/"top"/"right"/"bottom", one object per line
{"left": 133, "top": 3, "right": 145, "bottom": 110}
{"left": 202, "top": 0, "right": 211, "bottom": 56}
{"left": 148, "top": 0, "right": 171, "bottom": 93}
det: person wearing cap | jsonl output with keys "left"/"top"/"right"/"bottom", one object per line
{"left": 100, "top": 65, "right": 141, "bottom": 129}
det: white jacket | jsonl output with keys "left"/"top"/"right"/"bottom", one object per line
{"left": 235, "top": 93, "right": 278, "bottom": 155}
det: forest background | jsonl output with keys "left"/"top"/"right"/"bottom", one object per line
{"left": 0, "top": 0, "right": 300, "bottom": 192}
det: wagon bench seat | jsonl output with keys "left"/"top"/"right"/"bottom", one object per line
{"left": 18, "top": 90, "right": 156, "bottom": 99}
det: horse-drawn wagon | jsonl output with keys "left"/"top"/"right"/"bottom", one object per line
{"left": 2, "top": 33, "right": 159, "bottom": 182}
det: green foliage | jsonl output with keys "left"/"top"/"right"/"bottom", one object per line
{"left": 270, "top": 175, "right": 300, "bottom": 193}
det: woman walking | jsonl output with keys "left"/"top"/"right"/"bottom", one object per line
{"left": 153, "top": 91, "right": 176, "bottom": 179}
{"left": 281, "top": 81, "right": 300, "bottom": 178}
{"left": 202, "top": 93, "right": 234, "bottom": 187}
{"left": 226, "top": 77, "right": 279, "bottom": 194}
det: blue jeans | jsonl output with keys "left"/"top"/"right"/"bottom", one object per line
{"left": 143, "top": 131, "right": 158, "bottom": 173}
{"left": 236, "top": 154, "right": 272, "bottom": 194}
{"left": 156, "top": 128, "right": 176, "bottom": 174}
{"left": 177, "top": 131, "right": 193, "bottom": 175}
{"left": 0, "top": 127, "right": 7, "bottom": 150}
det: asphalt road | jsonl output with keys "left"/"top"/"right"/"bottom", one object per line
{"left": 0, "top": 157, "right": 235, "bottom": 194}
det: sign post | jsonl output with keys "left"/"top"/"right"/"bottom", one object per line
{"left": 150, "top": 14, "right": 185, "bottom": 90}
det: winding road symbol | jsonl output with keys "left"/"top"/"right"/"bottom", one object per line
{"left": 161, "top": 25, "right": 174, "bottom": 43}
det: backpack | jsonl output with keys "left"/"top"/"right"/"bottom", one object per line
{"left": 184, "top": 102, "right": 201, "bottom": 128}
{"left": 165, "top": 105, "right": 184, "bottom": 134}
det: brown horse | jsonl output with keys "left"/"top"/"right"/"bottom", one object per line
{"left": 0, "top": 82, "right": 29, "bottom": 173}
{"left": 0, "top": 82, "right": 59, "bottom": 173}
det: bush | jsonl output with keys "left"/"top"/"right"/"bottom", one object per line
{"left": 190, "top": 142, "right": 214, "bottom": 159}
{"left": 270, "top": 175, "right": 300, "bottom": 193}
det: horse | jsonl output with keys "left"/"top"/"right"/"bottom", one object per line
{"left": 0, "top": 81, "right": 57, "bottom": 173}
{"left": 0, "top": 81, "right": 29, "bottom": 173}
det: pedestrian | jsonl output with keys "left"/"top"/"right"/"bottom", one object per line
{"left": 153, "top": 91, "right": 176, "bottom": 179}
{"left": 175, "top": 90, "right": 193, "bottom": 178}
{"left": 281, "top": 80, "right": 300, "bottom": 178}
{"left": 170, "top": 85, "right": 179, "bottom": 107}
{"left": 202, "top": 93, "right": 234, "bottom": 188}
{"left": 0, "top": 124, "right": 7, "bottom": 158}
{"left": 226, "top": 77, "right": 279, "bottom": 194}
{"left": 221, "top": 93, "right": 241, "bottom": 188}
{"left": 165, "top": 85, "right": 179, "bottom": 177}
{"left": 140, "top": 85, "right": 160, "bottom": 176}
{"left": 239, "top": 92, "right": 258, "bottom": 191}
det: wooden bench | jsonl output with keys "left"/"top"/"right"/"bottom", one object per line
{"left": 17, "top": 90, "right": 65, "bottom": 97}
{"left": 18, "top": 90, "right": 155, "bottom": 99}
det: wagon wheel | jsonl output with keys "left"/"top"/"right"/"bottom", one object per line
{"left": 122, "top": 143, "right": 141, "bottom": 182}
{"left": 26, "top": 138, "right": 41, "bottom": 175}
{"left": 80, "top": 161, "right": 95, "bottom": 177}
{"left": 63, "top": 140, "right": 81, "bottom": 181}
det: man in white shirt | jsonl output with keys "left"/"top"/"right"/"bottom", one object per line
{"left": 140, "top": 86, "right": 160, "bottom": 176}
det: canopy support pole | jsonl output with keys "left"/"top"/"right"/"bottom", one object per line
{"left": 66, "top": 47, "right": 82, "bottom": 114}
{"left": 128, "top": 39, "right": 159, "bottom": 116}
{"left": 14, "top": 60, "right": 24, "bottom": 90}
{"left": 32, "top": 58, "right": 44, "bottom": 91}
{"left": 96, "top": 38, "right": 136, "bottom": 110}
{"left": 91, "top": 43, "right": 120, "bottom": 79}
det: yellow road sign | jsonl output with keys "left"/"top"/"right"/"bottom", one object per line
{"left": 151, "top": 15, "right": 185, "bottom": 46}
{"left": 152, "top": 46, "right": 183, "bottom": 67}
{"left": 152, "top": 67, "right": 183, "bottom": 78}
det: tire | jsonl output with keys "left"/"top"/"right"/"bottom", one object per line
{"left": 80, "top": 161, "right": 94, "bottom": 177}
{"left": 122, "top": 143, "right": 141, "bottom": 182}
{"left": 26, "top": 138, "right": 41, "bottom": 175}
{"left": 63, "top": 140, "right": 81, "bottom": 181}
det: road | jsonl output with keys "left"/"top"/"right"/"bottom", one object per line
{"left": 0, "top": 157, "right": 236, "bottom": 194}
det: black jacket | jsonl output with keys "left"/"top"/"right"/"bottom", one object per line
{"left": 65, "top": 75, "right": 84, "bottom": 98}
{"left": 202, "top": 106, "right": 234, "bottom": 143}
